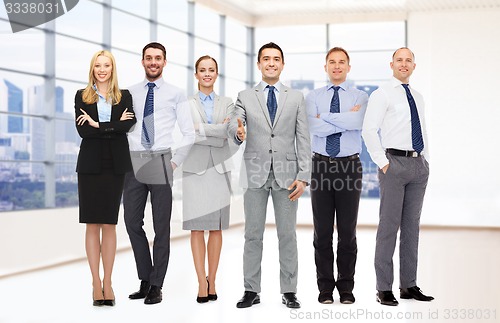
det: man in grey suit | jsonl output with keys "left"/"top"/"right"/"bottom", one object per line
{"left": 228, "top": 42, "right": 312, "bottom": 309}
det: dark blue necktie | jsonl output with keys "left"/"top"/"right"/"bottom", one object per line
{"left": 402, "top": 84, "right": 424, "bottom": 153}
{"left": 141, "top": 82, "right": 155, "bottom": 149}
{"left": 326, "top": 86, "right": 341, "bottom": 157}
{"left": 266, "top": 85, "right": 277, "bottom": 125}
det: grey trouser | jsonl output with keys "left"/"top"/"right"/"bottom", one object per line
{"left": 375, "top": 153, "right": 429, "bottom": 291}
{"left": 243, "top": 171, "right": 298, "bottom": 294}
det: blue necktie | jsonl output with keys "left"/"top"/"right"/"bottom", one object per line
{"left": 141, "top": 82, "right": 155, "bottom": 149}
{"left": 266, "top": 85, "right": 277, "bottom": 125}
{"left": 402, "top": 84, "right": 424, "bottom": 153}
{"left": 326, "top": 86, "right": 341, "bottom": 157}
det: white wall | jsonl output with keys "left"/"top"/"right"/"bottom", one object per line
{"left": 408, "top": 8, "right": 500, "bottom": 226}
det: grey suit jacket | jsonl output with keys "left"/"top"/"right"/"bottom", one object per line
{"left": 183, "top": 93, "right": 234, "bottom": 175}
{"left": 228, "top": 83, "right": 311, "bottom": 189}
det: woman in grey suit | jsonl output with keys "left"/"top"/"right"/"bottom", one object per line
{"left": 182, "top": 55, "right": 234, "bottom": 303}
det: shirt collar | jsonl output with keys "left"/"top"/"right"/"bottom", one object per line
{"left": 259, "top": 81, "right": 282, "bottom": 93}
{"left": 199, "top": 91, "right": 215, "bottom": 101}
{"left": 327, "top": 81, "right": 348, "bottom": 91}
{"left": 143, "top": 77, "right": 164, "bottom": 89}
{"left": 390, "top": 76, "right": 406, "bottom": 88}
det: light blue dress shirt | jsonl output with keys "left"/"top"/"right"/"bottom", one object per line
{"left": 305, "top": 81, "right": 369, "bottom": 157}
{"left": 93, "top": 85, "right": 111, "bottom": 122}
{"left": 199, "top": 91, "right": 215, "bottom": 124}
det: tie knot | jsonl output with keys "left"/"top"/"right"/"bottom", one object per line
{"left": 402, "top": 84, "right": 410, "bottom": 90}
{"left": 267, "top": 85, "right": 275, "bottom": 91}
{"left": 147, "top": 82, "right": 156, "bottom": 89}
{"left": 333, "top": 86, "right": 340, "bottom": 92}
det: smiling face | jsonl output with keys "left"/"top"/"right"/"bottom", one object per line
{"left": 93, "top": 54, "right": 113, "bottom": 86}
{"left": 195, "top": 58, "right": 218, "bottom": 91}
{"left": 257, "top": 48, "right": 284, "bottom": 84}
{"left": 142, "top": 47, "right": 167, "bottom": 81}
{"left": 391, "top": 48, "right": 416, "bottom": 84}
{"left": 324, "top": 50, "right": 351, "bottom": 85}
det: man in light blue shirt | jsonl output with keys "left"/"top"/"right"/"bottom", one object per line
{"left": 306, "top": 47, "right": 368, "bottom": 305}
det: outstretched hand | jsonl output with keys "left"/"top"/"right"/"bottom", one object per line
{"left": 236, "top": 118, "right": 246, "bottom": 141}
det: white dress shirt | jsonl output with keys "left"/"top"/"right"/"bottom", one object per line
{"left": 128, "top": 77, "right": 195, "bottom": 166}
{"left": 362, "top": 77, "right": 429, "bottom": 169}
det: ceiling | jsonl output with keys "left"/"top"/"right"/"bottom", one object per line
{"left": 191, "top": 0, "right": 500, "bottom": 26}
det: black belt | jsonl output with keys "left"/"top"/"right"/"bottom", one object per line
{"left": 386, "top": 148, "right": 421, "bottom": 157}
{"left": 130, "top": 148, "right": 172, "bottom": 159}
{"left": 313, "top": 153, "right": 359, "bottom": 162}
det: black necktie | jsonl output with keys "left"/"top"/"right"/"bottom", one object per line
{"left": 326, "top": 86, "right": 341, "bottom": 157}
{"left": 402, "top": 84, "right": 424, "bottom": 153}
{"left": 266, "top": 85, "right": 277, "bottom": 125}
{"left": 141, "top": 82, "right": 155, "bottom": 149}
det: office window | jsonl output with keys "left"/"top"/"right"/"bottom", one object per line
{"left": 158, "top": 26, "right": 189, "bottom": 66}
{"left": 158, "top": 0, "right": 188, "bottom": 32}
{"left": 256, "top": 24, "right": 326, "bottom": 53}
{"left": 0, "top": 28, "right": 45, "bottom": 74}
{"left": 112, "top": 0, "right": 149, "bottom": 18}
{"left": 194, "top": 4, "right": 220, "bottom": 42}
{"left": 226, "top": 17, "right": 248, "bottom": 51}
{"left": 194, "top": 38, "right": 220, "bottom": 64}
{"left": 112, "top": 10, "right": 150, "bottom": 52}
{"left": 225, "top": 48, "right": 247, "bottom": 83}
{"left": 56, "top": 36, "right": 102, "bottom": 91}
{"left": 329, "top": 21, "right": 405, "bottom": 51}
{"left": 55, "top": 0, "right": 103, "bottom": 42}
{"left": 112, "top": 50, "right": 143, "bottom": 89}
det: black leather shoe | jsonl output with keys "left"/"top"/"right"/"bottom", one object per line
{"left": 318, "top": 290, "right": 333, "bottom": 304}
{"left": 144, "top": 285, "right": 162, "bottom": 305}
{"left": 103, "top": 299, "right": 115, "bottom": 306}
{"left": 400, "top": 286, "right": 434, "bottom": 301}
{"left": 129, "top": 280, "right": 150, "bottom": 300}
{"left": 339, "top": 291, "right": 355, "bottom": 304}
{"left": 92, "top": 289, "right": 104, "bottom": 306}
{"left": 376, "top": 290, "right": 399, "bottom": 306}
{"left": 236, "top": 291, "right": 260, "bottom": 308}
{"left": 282, "top": 292, "right": 301, "bottom": 309}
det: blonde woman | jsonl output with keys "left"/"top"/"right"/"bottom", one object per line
{"left": 182, "top": 55, "right": 234, "bottom": 303}
{"left": 75, "top": 50, "right": 136, "bottom": 306}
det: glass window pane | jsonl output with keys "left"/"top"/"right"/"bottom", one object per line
{"left": 0, "top": 172, "right": 46, "bottom": 210}
{"left": 112, "top": 50, "right": 143, "bottom": 89}
{"left": 158, "top": 27, "right": 189, "bottom": 66}
{"left": 56, "top": 35, "right": 102, "bottom": 82}
{"left": 329, "top": 21, "right": 405, "bottom": 51}
{"left": 163, "top": 64, "right": 187, "bottom": 91}
{"left": 348, "top": 51, "right": 393, "bottom": 84}
{"left": 194, "top": 38, "right": 219, "bottom": 63}
{"left": 112, "top": 0, "right": 149, "bottom": 18}
{"left": 194, "top": 4, "right": 220, "bottom": 42}
{"left": 256, "top": 24, "right": 326, "bottom": 53}
{"left": 56, "top": 80, "right": 85, "bottom": 115}
{"left": 225, "top": 48, "right": 246, "bottom": 82}
{"left": 0, "top": 27, "right": 45, "bottom": 74}
{"left": 56, "top": 0, "right": 103, "bottom": 42}
{"left": 112, "top": 11, "right": 149, "bottom": 52}
{"left": 158, "top": 0, "right": 188, "bottom": 31}
{"left": 225, "top": 79, "right": 246, "bottom": 103}
{"left": 226, "top": 17, "right": 247, "bottom": 51}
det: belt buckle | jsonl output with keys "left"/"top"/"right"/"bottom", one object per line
{"left": 411, "top": 151, "right": 418, "bottom": 157}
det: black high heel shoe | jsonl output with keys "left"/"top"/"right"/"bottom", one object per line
{"left": 103, "top": 287, "right": 115, "bottom": 306}
{"left": 207, "top": 277, "right": 217, "bottom": 301}
{"left": 196, "top": 279, "right": 209, "bottom": 303}
{"left": 93, "top": 289, "right": 104, "bottom": 306}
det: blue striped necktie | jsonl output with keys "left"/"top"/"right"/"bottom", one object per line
{"left": 266, "top": 85, "right": 277, "bottom": 125}
{"left": 326, "top": 86, "right": 341, "bottom": 157}
{"left": 402, "top": 84, "right": 424, "bottom": 153}
{"left": 141, "top": 82, "right": 155, "bottom": 149}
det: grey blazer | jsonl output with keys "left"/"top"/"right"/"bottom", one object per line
{"left": 228, "top": 83, "right": 311, "bottom": 189}
{"left": 183, "top": 93, "right": 234, "bottom": 175}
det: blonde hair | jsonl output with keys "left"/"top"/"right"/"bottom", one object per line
{"left": 82, "top": 50, "right": 122, "bottom": 105}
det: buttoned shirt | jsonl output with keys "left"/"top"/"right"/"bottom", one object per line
{"left": 94, "top": 85, "right": 111, "bottom": 122}
{"left": 127, "top": 77, "right": 195, "bottom": 166}
{"left": 260, "top": 81, "right": 282, "bottom": 105}
{"left": 199, "top": 91, "right": 215, "bottom": 124}
{"left": 306, "top": 81, "right": 368, "bottom": 157}
{"left": 362, "top": 77, "right": 429, "bottom": 168}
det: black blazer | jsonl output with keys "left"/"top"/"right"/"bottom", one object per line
{"left": 75, "top": 89, "right": 136, "bottom": 174}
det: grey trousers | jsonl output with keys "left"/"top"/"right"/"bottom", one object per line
{"left": 243, "top": 171, "right": 298, "bottom": 294}
{"left": 374, "top": 153, "right": 429, "bottom": 291}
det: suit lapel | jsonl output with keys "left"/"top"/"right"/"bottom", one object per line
{"left": 213, "top": 95, "right": 224, "bottom": 123}
{"left": 254, "top": 86, "right": 273, "bottom": 128}
{"left": 273, "top": 85, "right": 288, "bottom": 127}
{"left": 193, "top": 94, "right": 208, "bottom": 123}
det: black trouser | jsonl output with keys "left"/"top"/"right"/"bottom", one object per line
{"left": 123, "top": 170, "right": 173, "bottom": 288}
{"left": 310, "top": 156, "right": 362, "bottom": 293}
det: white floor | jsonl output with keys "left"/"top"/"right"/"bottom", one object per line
{"left": 1, "top": 223, "right": 499, "bottom": 323}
